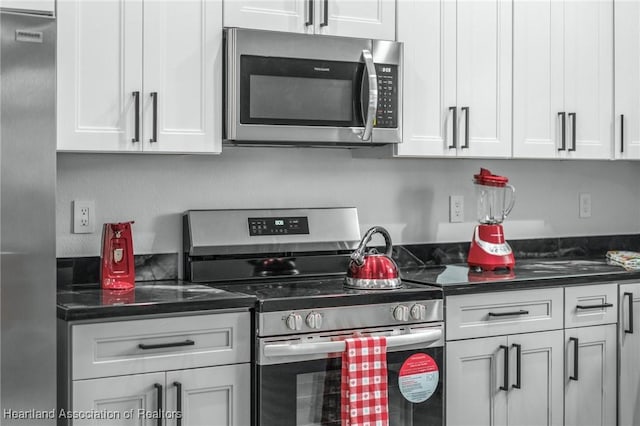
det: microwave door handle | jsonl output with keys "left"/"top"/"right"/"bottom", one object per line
{"left": 360, "top": 49, "right": 378, "bottom": 142}
{"left": 263, "top": 328, "right": 442, "bottom": 358}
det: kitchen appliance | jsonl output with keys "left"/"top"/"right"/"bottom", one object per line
{"left": 346, "top": 226, "right": 401, "bottom": 289}
{"left": 467, "top": 168, "right": 516, "bottom": 271}
{"left": 184, "top": 208, "right": 444, "bottom": 426}
{"left": 224, "top": 28, "right": 402, "bottom": 147}
{"left": 1, "top": 9, "right": 56, "bottom": 424}
{"left": 100, "top": 221, "right": 135, "bottom": 290}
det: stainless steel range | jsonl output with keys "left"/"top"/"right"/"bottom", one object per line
{"left": 183, "top": 207, "right": 444, "bottom": 426}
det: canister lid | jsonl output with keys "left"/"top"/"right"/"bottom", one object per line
{"left": 473, "top": 168, "right": 509, "bottom": 187}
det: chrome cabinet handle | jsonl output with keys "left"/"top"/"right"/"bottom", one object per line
{"left": 360, "top": 49, "right": 378, "bottom": 142}
{"left": 461, "top": 106, "right": 470, "bottom": 148}
{"left": 305, "top": 0, "right": 314, "bottom": 26}
{"left": 150, "top": 92, "right": 158, "bottom": 143}
{"left": 558, "top": 112, "right": 566, "bottom": 151}
{"left": 449, "top": 106, "right": 457, "bottom": 149}
{"left": 621, "top": 114, "right": 625, "bottom": 153}
{"left": 320, "top": 0, "right": 328, "bottom": 27}
{"left": 132, "top": 91, "right": 140, "bottom": 143}
{"left": 569, "top": 337, "right": 579, "bottom": 381}
{"left": 568, "top": 112, "right": 576, "bottom": 151}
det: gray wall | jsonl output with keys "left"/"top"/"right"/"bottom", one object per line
{"left": 56, "top": 148, "right": 640, "bottom": 258}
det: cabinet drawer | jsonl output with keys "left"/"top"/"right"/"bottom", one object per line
{"left": 564, "top": 284, "right": 617, "bottom": 328}
{"left": 446, "top": 288, "right": 563, "bottom": 340}
{"left": 71, "top": 312, "right": 250, "bottom": 380}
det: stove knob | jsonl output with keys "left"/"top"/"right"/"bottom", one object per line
{"left": 393, "top": 305, "right": 410, "bottom": 322}
{"left": 305, "top": 312, "right": 323, "bottom": 329}
{"left": 285, "top": 313, "right": 303, "bottom": 331}
{"left": 410, "top": 304, "right": 427, "bottom": 320}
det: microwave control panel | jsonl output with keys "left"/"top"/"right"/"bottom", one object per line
{"left": 248, "top": 216, "right": 310, "bottom": 236}
{"left": 375, "top": 64, "right": 398, "bottom": 129}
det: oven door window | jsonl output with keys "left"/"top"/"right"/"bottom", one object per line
{"left": 240, "top": 55, "right": 364, "bottom": 127}
{"left": 257, "top": 347, "right": 443, "bottom": 426}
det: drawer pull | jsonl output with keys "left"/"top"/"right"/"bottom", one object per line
{"left": 488, "top": 310, "right": 529, "bottom": 318}
{"left": 138, "top": 340, "right": 195, "bottom": 350}
{"left": 576, "top": 303, "right": 613, "bottom": 310}
{"left": 499, "top": 345, "right": 509, "bottom": 391}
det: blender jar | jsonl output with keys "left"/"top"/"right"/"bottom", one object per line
{"left": 474, "top": 168, "right": 515, "bottom": 224}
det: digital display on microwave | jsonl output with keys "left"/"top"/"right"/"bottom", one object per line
{"left": 249, "top": 75, "right": 353, "bottom": 122}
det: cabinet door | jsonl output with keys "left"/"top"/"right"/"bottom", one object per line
{"left": 143, "top": 0, "right": 222, "bottom": 153}
{"left": 316, "top": 0, "right": 395, "bottom": 40}
{"left": 614, "top": 0, "right": 640, "bottom": 159}
{"left": 57, "top": 0, "right": 143, "bottom": 152}
{"left": 506, "top": 330, "right": 564, "bottom": 426}
{"left": 446, "top": 336, "right": 508, "bottom": 426}
{"left": 619, "top": 284, "right": 640, "bottom": 426}
{"left": 72, "top": 372, "right": 165, "bottom": 426}
{"left": 455, "top": 0, "right": 512, "bottom": 158}
{"left": 564, "top": 324, "right": 616, "bottom": 426}
{"left": 0, "top": 0, "right": 54, "bottom": 13}
{"left": 512, "top": 0, "right": 565, "bottom": 159}
{"left": 395, "top": 0, "right": 457, "bottom": 157}
{"left": 563, "top": 0, "right": 613, "bottom": 159}
{"left": 166, "top": 365, "right": 251, "bottom": 426}
{"left": 223, "top": 0, "right": 310, "bottom": 34}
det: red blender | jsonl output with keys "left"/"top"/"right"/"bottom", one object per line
{"left": 467, "top": 168, "right": 516, "bottom": 271}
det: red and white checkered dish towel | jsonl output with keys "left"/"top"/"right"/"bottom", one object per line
{"left": 341, "top": 335, "right": 389, "bottom": 426}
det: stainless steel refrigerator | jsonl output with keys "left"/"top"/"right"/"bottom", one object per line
{"left": 1, "top": 10, "right": 56, "bottom": 425}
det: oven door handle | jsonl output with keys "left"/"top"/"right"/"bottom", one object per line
{"left": 360, "top": 49, "right": 378, "bottom": 142}
{"left": 263, "top": 328, "right": 442, "bottom": 358}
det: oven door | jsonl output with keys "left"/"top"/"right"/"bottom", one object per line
{"left": 256, "top": 325, "right": 444, "bottom": 426}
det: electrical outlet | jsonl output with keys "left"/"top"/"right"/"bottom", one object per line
{"left": 449, "top": 195, "right": 464, "bottom": 223}
{"left": 579, "top": 193, "right": 591, "bottom": 218}
{"left": 73, "top": 200, "right": 95, "bottom": 233}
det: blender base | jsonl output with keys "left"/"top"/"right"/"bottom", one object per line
{"left": 467, "top": 225, "right": 515, "bottom": 271}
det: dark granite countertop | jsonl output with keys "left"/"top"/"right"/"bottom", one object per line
{"left": 57, "top": 280, "right": 257, "bottom": 321}
{"left": 401, "top": 258, "right": 640, "bottom": 296}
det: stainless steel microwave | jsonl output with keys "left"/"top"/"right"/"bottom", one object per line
{"left": 224, "top": 28, "right": 402, "bottom": 147}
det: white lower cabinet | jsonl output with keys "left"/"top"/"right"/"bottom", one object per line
{"left": 72, "top": 365, "right": 250, "bottom": 426}
{"left": 446, "top": 331, "right": 563, "bottom": 426}
{"left": 59, "top": 312, "right": 251, "bottom": 426}
{"left": 619, "top": 283, "right": 640, "bottom": 426}
{"left": 563, "top": 325, "right": 616, "bottom": 426}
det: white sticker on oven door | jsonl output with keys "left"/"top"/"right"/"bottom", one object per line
{"left": 398, "top": 353, "right": 439, "bottom": 403}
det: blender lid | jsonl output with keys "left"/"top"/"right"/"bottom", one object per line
{"left": 474, "top": 168, "right": 509, "bottom": 187}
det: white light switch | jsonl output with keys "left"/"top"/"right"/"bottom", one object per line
{"left": 579, "top": 193, "right": 591, "bottom": 218}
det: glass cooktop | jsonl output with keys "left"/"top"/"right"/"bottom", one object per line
{"left": 213, "top": 276, "right": 443, "bottom": 312}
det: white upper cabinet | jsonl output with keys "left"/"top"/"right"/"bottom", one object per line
{"left": 396, "top": 0, "right": 511, "bottom": 158}
{"left": 223, "top": 0, "right": 395, "bottom": 40}
{"left": 513, "top": 0, "right": 613, "bottom": 159}
{"left": 0, "top": 0, "right": 54, "bottom": 14}
{"left": 615, "top": 0, "right": 640, "bottom": 159}
{"left": 57, "top": 0, "right": 222, "bottom": 154}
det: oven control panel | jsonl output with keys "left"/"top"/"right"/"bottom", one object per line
{"left": 248, "top": 216, "right": 310, "bottom": 236}
{"left": 258, "top": 299, "right": 444, "bottom": 337}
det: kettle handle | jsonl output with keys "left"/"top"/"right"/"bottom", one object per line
{"left": 350, "top": 226, "right": 393, "bottom": 266}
